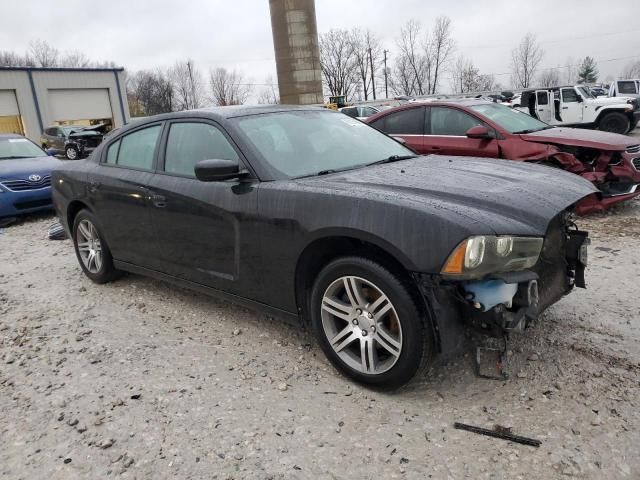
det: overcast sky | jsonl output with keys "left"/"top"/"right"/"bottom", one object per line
{"left": 2, "top": 0, "right": 639, "bottom": 100}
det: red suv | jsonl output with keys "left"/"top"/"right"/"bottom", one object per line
{"left": 366, "top": 99, "right": 640, "bottom": 214}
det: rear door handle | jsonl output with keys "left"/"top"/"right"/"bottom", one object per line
{"left": 431, "top": 146, "right": 441, "bottom": 151}
{"left": 88, "top": 181, "right": 101, "bottom": 194}
{"left": 562, "top": 107, "right": 568, "bottom": 109}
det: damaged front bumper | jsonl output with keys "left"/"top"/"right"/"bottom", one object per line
{"left": 414, "top": 220, "right": 589, "bottom": 353}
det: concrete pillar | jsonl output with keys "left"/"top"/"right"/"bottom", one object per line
{"left": 268, "top": 0, "right": 323, "bottom": 105}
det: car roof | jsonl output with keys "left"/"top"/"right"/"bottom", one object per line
{"left": 365, "top": 99, "right": 492, "bottom": 122}
{"left": 0, "top": 133, "right": 24, "bottom": 140}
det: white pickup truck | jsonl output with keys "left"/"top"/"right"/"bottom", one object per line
{"left": 516, "top": 85, "right": 639, "bottom": 134}
{"left": 609, "top": 79, "right": 640, "bottom": 99}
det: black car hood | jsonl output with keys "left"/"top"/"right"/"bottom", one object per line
{"left": 301, "top": 156, "right": 596, "bottom": 236}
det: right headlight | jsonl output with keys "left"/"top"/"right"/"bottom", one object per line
{"left": 441, "top": 235, "right": 543, "bottom": 279}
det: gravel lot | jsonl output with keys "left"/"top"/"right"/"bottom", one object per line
{"left": 1, "top": 197, "right": 639, "bottom": 479}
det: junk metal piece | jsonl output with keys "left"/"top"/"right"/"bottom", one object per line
{"left": 475, "top": 335, "right": 509, "bottom": 380}
{"left": 48, "top": 222, "right": 67, "bottom": 240}
{"left": 454, "top": 422, "right": 542, "bottom": 447}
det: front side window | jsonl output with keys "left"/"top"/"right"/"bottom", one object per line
{"left": 106, "top": 125, "right": 161, "bottom": 170}
{"left": 430, "top": 107, "right": 482, "bottom": 136}
{"left": 536, "top": 91, "right": 549, "bottom": 105}
{"left": 233, "top": 110, "right": 414, "bottom": 179}
{"left": 561, "top": 88, "right": 580, "bottom": 103}
{"left": 164, "top": 122, "right": 239, "bottom": 176}
{"left": 381, "top": 107, "right": 424, "bottom": 135}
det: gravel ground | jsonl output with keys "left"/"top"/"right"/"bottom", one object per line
{"left": 1, "top": 198, "right": 639, "bottom": 479}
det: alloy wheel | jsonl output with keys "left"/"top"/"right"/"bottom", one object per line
{"left": 321, "top": 276, "right": 403, "bottom": 375}
{"left": 76, "top": 219, "right": 103, "bottom": 273}
{"left": 66, "top": 147, "right": 78, "bottom": 160}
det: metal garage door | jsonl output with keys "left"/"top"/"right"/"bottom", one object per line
{"left": 48, "top": 88, "right": 113, "bottom": 122}
{"left": 0, "top": 90, "right": 24, "bottom": 135}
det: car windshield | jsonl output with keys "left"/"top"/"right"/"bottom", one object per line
{"left": 577, "top": 86, "right": 595, "bottom": 99}
{"left": 233, "top": 110, "right": 414, "bottom": 178}
{"left": 470, "top": 103, "right": 550, "bottom": 134}
{"left": 0, "top": 137, "right": 47, "bottom": 159}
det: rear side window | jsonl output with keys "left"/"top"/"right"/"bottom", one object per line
{"left": 430, "top": 107, "right": 482, "bottom": 136}
{"left": 536, "top": 91, "right": 549, "bottom": 105}
{"left": 561, "top": 88, "right": 579, "bottom": 103}
{"left": 378, "top": 107, "right": 424, "bottom": 135}
{"left": 106, "top": 125, "right": 161, "bottom": 170}
{"left": 44, "top": 128, "right": 56, "bottom": 136}
{"left": 164, "top": 122, "right": 238, "bottom": 176}
{"left": 106, "top": 140, "right": 120, "bottom": 164}
{"left": 618, "top": 81, "right": 638, "bottom": 94}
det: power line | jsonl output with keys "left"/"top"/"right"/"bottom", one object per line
{"left": 459, "top": 28, "right": 640, "bottom": 51}
{"left": 488, "top": 54, "right": 640, "bottom": 77}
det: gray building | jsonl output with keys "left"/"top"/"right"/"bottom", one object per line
{"left": 0, "top": 67, "right": 129, "bottom": 142}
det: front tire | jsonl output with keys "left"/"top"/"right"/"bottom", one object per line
{"left": 72, "top": 210, "right": 121, "bottom": 284}
{"left": 310, "top": 256, "right": 434, "bottom": 389}
{"left": 65, "top": 145, "right": 79, "bottom": 160}
{"left": 598, "top": 112, "right": 630, "bottom": 134}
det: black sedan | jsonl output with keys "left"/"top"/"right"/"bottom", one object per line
{"left": 52, "top": 106, "right": 594, "bottom": 388}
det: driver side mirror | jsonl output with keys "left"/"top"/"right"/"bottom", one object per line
{"left": 576, "top": 95, "right": 583, "bottom": 103}
{"left": 194, "top": 159, "right": 247, "bottom": 182}
{"left": 465, "top": 125, "right": 492, "bottom": 139}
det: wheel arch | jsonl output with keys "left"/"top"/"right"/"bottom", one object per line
{"left": 595, "top": 108, "right": 632, "bottom": 124}
{"left": 66, "top": 200, "right": 92, "bottom": 232}
{"left": 293, "top": 231, "right": 421, "bottom": 322}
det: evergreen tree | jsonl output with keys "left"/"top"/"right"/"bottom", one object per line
{"left": 577, "top": 57, "right": 599, "bottom": 83}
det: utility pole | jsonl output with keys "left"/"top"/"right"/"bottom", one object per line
{"left": 187, "top": 60, "right": 196, "bottom": 109}
{"left": 383, "top": 49, "right": 388, "bottom": 99}
{"left": 368, "top": 47, "right": 376, "bottom": 100}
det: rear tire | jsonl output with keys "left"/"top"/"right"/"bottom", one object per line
{"left": 310, "top": 256, "right": 434, "bottom": 389}
{"left": 72, "top": 210, "right": 121, "bottom": 284}
{"left": 598, "top": 112, "right": 630, "bottom": 135}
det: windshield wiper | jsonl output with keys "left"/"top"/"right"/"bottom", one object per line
{"left": 367, "top": 154, "right": 418, "bottom": 166}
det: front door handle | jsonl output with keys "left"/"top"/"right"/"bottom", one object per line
{"left": 151, "top": 193, "right": 167, "bottom": 208}
{"left": 431, "top": 146, "right": 441, "bottom": 151}
{"left": 562, "top": 107, "right": 568, "bottom": 109}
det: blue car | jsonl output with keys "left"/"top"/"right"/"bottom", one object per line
{"left": 0, "top": 134, "right": 63, "bottom": 219}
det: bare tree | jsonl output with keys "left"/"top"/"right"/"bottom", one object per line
{"left": 61, "top": 50, "right": 91, "bottom": 68}
{"left": 257, "top": 75, "right": 279, "bottom": 104}
{"left": 429, "top": 16, "right": 455, "bottom": 94}
{"left": 29, "top": 39, "right": 59, "bottom": 67}
{"left": 395, "top": 20, "right": 429, "bottom": 96}
{"left": 510, "top": 33, "right": 544, "bottom": 88}
{"left": 208, "top": 68, "right": 251, "bottom": 106}
{"left": 621, "top": 60, "right": 640, "bottom": 78}
{"left": 168, "top": 59, "right": 203, "bottom": 110}
{"left": 449, "top": 56, "right": 495, "bottom": 94}
{"left": 350, "top": 29, "right": 383, "bottom": 100}
{"left": 0, "top": 51, "right": 34, "bottom": 67}
{"left": 538, "top": 68, "right": 560, "bottom": 87}
{"left": 319, "top": 29, "right": 359, "bottom": 99}
{"left": 127, "top": 70, "right": 173, "bottom": 116}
